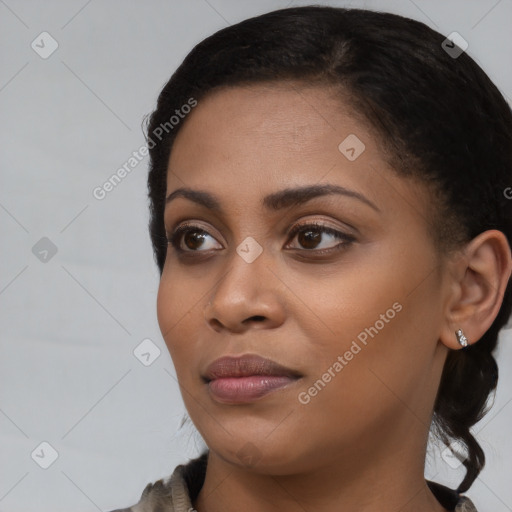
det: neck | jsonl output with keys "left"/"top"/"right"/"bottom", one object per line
{"left": 194, "top": 461, "right": 447, "bottom": 512}
{"left": 193, "top": 421, "right": 449, "bottom": 512}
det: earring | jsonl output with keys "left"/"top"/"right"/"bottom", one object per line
{"left": 455, "top": 328, "right": 469, "bottom": 348}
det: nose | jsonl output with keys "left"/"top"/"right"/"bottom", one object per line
{"left": 203, "top": 252, "right": 286, "bottom": 333}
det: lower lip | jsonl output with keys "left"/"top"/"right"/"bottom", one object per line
{"left": 207, "top": 375, "right": 299, "bottom": 404}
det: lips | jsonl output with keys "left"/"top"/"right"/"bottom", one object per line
{"left": 202, "top": 354, "right": 302, "bottom": 382}
{"left": 202, "top": 354, "right": 303, "bottom": 404}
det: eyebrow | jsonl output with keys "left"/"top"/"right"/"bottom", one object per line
{"left": 165, "top": 183, "right": 381, "bottom": 213}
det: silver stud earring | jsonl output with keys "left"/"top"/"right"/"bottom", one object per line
{"left": 455, "top": 328, "right": 469, "bottom": 348}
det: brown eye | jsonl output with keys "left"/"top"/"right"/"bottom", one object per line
{"left": 166, "top": 221, "right": 355, "bottom": 257}
{"left": 167, "top": 225, "right": 221, "bottom": 253}
{"left": 287, "top": 222, "right": 355, "bottom": 253}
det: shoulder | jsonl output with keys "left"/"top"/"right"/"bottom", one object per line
{"left": 106, "top": 476, "right": 175, "bottom": 511}
{"left": 107, "top": 453, "right": 208, "bottom": 512}
{"left": 107, "top": 475, "right": 184, "bottom": 512}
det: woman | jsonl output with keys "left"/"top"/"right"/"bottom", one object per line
{"left": 111, "top": 5, "right": 512, "bottom": 512}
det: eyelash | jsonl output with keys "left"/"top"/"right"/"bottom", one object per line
{"left": 166, "top": 221, "right": 355, "bottom": 257}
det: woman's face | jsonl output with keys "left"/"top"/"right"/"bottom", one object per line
{"left": 157, "top": 83, "right": 451, "bottom": 474}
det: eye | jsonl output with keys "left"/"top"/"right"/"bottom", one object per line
{"left": 166, "top": 221, "right": 355, "bottom": 256}
{"left": 286, "top": 221, "right": 355, "bottom": 254}
{"left": 167, "top": 224, "right": 221, "bottom": 253}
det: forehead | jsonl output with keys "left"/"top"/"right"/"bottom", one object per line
{"left": 168, "top": 83, "right": 378, "bottom": 188}
{"left": 171, "top": 82, "right": 358, "bottom": 154}
{"left": 165, "top": 83, "right": 430, "bottom": 230}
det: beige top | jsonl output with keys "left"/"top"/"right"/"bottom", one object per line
{"left": 109, "top": 453, "right": 478, "bottom": 512}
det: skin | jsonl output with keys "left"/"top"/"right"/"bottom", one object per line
{"left": 156, "top": 83, "right": 512, "bottom": 512}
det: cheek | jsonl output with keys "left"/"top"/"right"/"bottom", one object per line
{"left": 156, "top": 271, "right": 214, "bottom": 391}
{"left": 156, "top": 273, "right": 197, "bottom": 360}
{"left": 157, "top": 264, "right": 204, "bottom": 331}
{"left": 293, "top": 256, "right": 403, "bottom": 358}
{"left": 317, "top": 288, "right": 441, "bottom": 428}
{"left": 296, "top": 240, "right": 440, "bottom": 401}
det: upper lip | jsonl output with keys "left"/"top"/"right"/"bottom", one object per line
{"left": 203, "top": 354, "right": 302, "bottom": 382}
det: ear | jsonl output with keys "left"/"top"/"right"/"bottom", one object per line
{"left": 439, "top": 229, "right": 512, "bottom": 350}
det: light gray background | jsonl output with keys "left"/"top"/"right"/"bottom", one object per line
{"left": 1, "top": 1, "right": 511, "bottom": 511}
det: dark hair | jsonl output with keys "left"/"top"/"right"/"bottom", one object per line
{"left": 144, "top": 5, "right": 512, "bottom": 493}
